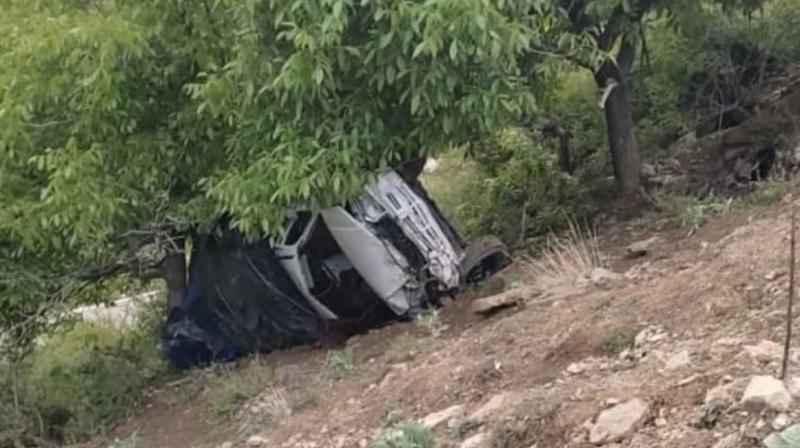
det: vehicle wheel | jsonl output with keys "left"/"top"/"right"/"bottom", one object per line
{"left": 459, "top": 236, "right": 512, "bottom": 285}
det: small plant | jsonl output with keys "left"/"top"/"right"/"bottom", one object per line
{"left": 743, "top": 177, "right": 793, "bottom": 206}
{"left": 209, "top": 359, "right": 275, "bottom": 420}
{"left": 108, "top": 433, "right": 140, "bottom": 448}
{"left": 655, "top": 193, "right": 732, "bottom": 236}
{"left": 415, "top": 309, "right": 443, "bottom": 337}
{"left": 323, "top": 348, "right": 355, "bottom": 381}
{"left": 386, "top": 335, "right": 424, "bottom": 363}
{"left": 527, "top": 222, "right": 603, "bottom": 289}
{"left": 372, "top": 422, "right": 436, "bottom": 448}
{"left": 602, "top": 327, "right": 638, "bottom": 355}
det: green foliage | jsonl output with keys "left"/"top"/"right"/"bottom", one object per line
{"left": 209, "top": 359, "right": 275, "bottom": 421}
{"left": 602, "top": 327, "right": 638, "bottom": 355}
{"left": 655, "top": 193, "right": 733, "bottom": 236}
{"left": 372, "top": 422, "right": 436, "bottom": 448}
{"left": 323, "top": 348, "right": 356, "bottom": 382}
{"left": 21, "top": 318, "right": 164, "bottom": 443}
{"left": 415, "top": 309, "right": 443, "bottom": 337}
{"left": 742, "top": 178, "right": 793, "bottom": 206}
{"left": 426, "top": 124, "right": 611, "bottom": 244}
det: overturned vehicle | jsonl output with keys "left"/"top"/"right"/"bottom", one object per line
{"left": 164, "top": 164, "right": 511, "bottom": 368}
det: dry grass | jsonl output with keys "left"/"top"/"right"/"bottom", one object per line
{"left": 525, "top": 222, "right": 603, "bottom": 289}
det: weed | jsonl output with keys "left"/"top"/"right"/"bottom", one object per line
{"left": 504, "top": 279, "right": 526, "bottom": 291}
{"left": 602, "top": 327, "right": 639, "bottom": 355}
{"left": 209, "top": 359, "right": 275, "bottom": 420}
{"left": 108, "top": 433, "right": 140, "bottom": 448}
{"left": 323, "top": 349, "right": 355, "bottom": 382}
{"left": 386, "top": 335, "right": 424, "bottom": 363}
{"left": 372, "top": 422, "right": 436, "bottom": 448}
{"left": 655, "top": 193, "right": 732, "bottom": 236}
{"left": 527, "top": 222, "right": 603, "bottom": 289}
{"left": 415, "top": 309, "right": 443, "bottom": 337}
{"left": 742, "top": 178, "right": 793, "bottom": 206}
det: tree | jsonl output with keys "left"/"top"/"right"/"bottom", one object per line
{"left": 530, "top": 0, "right": 764, "bottom": 197}
{"left": 0, "top": 0, "right": 541, "bottom": 335}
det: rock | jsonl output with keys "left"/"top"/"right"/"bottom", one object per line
{"left": 468, "top": 392, "right": 522, "bottom": 423}
{"left": 744, "top": 340, "right": 783, "bottom": 363}
{"left": 711, "top": 434, "right": 741, "bottom": 448}
{"left": 714, "top": 337, "right": 743, "bottom": 347}
{"left": 246, "top": 435, "right": 270, "bottom": 447}
{"left": 420, "top": 404, "right": 465, "bottom": 430}
{"left": 786, "top": 377, "right": 800, "bottom": 398}
{"left": 664, "top": 350, "right": 691, "bottom": 370}
{"left": 219, "top": 443, "right": 234, "bottom": 448}
{"left": 635, "top": 326, "right": 667, "bottom": 347}
{"left": 460, "top": 432, "right": 491, "bottom": 448}
{"left": 589, "top": 268, "right": 622, "bottom": 288}
{"left": 589, "top": 398, "right": 649, "bottom": 444}
{"left": 641, "top": 163, "right": 657, "bottom": 178}
{"left": 741, "top": 376, "right": 792, "bottom": 412}
{"left": 773, "top": 414, "right": 791, "bottom": 430}
{"left": 704, "top": 377, "right": 748, "bottom": 408}
{"left": 567, "top": 362, "right": 587, "bottom": 375}
{"left": 470, "top": 287, "right": 539, "bottom": 316}
{"left": 625, "top": 236, "right": 660, "bottom": 258}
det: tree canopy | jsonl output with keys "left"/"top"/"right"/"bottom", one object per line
{"left": 0, "top": 0, "right": 766, "bottom": 333}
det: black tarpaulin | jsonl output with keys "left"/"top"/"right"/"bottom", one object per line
{"left": 162, "top": 231, "right": 320, "bottom": 369}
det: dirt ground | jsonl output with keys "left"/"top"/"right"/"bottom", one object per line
{"left": 94, "top": 197, "right": 800, "bottom": 448}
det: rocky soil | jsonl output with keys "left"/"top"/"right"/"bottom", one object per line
{"left": 102, "top": 196, "right": 800, "bottom": 448}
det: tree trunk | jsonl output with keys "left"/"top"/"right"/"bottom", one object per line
{"left": 595, "top": 38, "right": 641, "bottom": 197}
{"left": 162, "top": 237, "right": 187, "bottom": 309}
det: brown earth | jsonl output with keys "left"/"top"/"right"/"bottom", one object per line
{"left": 88, "top": 192, "right": 800, "bottom": 448}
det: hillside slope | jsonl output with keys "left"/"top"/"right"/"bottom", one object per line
{"left": 96, "top": 194, "right": 800, "bottom": 448}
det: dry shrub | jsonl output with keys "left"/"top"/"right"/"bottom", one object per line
{"left": 526, "top": 222, "right": 603, "bottom": 289}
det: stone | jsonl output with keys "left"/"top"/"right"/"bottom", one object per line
{"left": 625, "top": 236, "right": 660, "bottom": 258}
{"left": 788, "top": 377, "right": 800, "bottom": 397}
{"left": 589, "top": 268, "right": 622, "bottom": 288}
{"left": 589, "top": 398, "right": 649, "bottom": 444}
{"left": 711, "top": 434, "right": 741, "bottom": 448}
{"left": 469, "top": 288, "right": 530, "bottom": 316}
{"left": 744, "top": 340, "right": 783, "bottom": 363}
{"left": 740, "top": 376, "right": 792, "bottom": 412}
{"left": 567, "top": 362, "right": 587, "bottom": 375}
{"left": 773, "top": 414, "right": 791, "bottom": 430}
{"left": 664, "top": 350, "right": 691, "bottom": 370}
{"left": 469, "top": 392, "right": 523, "bottom": 423}
{"left": 420, "top": 404, "right": 465, "bottom": 430}
{"left": 705, "top": 377, "right": 748, "bottom": 407}
{"left": 246, "top": 435, "right": 270, "bottom": 447}
{"left": 461, "top": 432, "right": 491, "bottom": 448}
{"left": 635, "top": 326, "right": 667, "bottom": 347}
{"left": 219, "top": 443, "right": 234, "bottom": 448}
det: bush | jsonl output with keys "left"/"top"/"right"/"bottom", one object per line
{"left": 24, "top": 319, "right": 165, "bottom": 442}
{"left": 323, "top": 348, "right": 355, "bottom": 382}
{"left": 372, "top": 422, "right": 436, "bottom": 448}
{"left": 0, "top": 298, "right": 166, "bottom": 445}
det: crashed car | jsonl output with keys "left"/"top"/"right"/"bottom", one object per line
{"left": 163, "top": 164, "right": 510, "bottom": 368}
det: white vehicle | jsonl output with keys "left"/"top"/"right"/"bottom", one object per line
{"left": 273, "top": 169, "right": 510, "bottom": 320}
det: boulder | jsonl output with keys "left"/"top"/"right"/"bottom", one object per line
{"left": 625, "top": 237, "right": 660, "bottom": 258}
{"left": 468, "top": 392, "right": 523, "bottom": 424}
{"left": 744, "top": 340, "right": 783, "bottom": 363}
{"left": 740, "top": 376, "right": 792, "bottom": 412}
{"left": 664, "top": 350, "right": 691, "bottom": 370}
{"left": 711, "top": 434, "right": 741, "bottom": 448}
{"left": 589, "top": 398, "right": 649, "bottom": 445}
{"left": 460, "top": 432, "right": 491, "bottom": 448}
{"left": 420, "top": 404, "right": 465, "bottom": 430}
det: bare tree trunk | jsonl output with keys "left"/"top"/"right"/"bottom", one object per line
{"left": 162, "top": 236, "right": 187, "bottom": 309}
{"left": 595, "top": 38, "right": 642, "bottom": 197}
